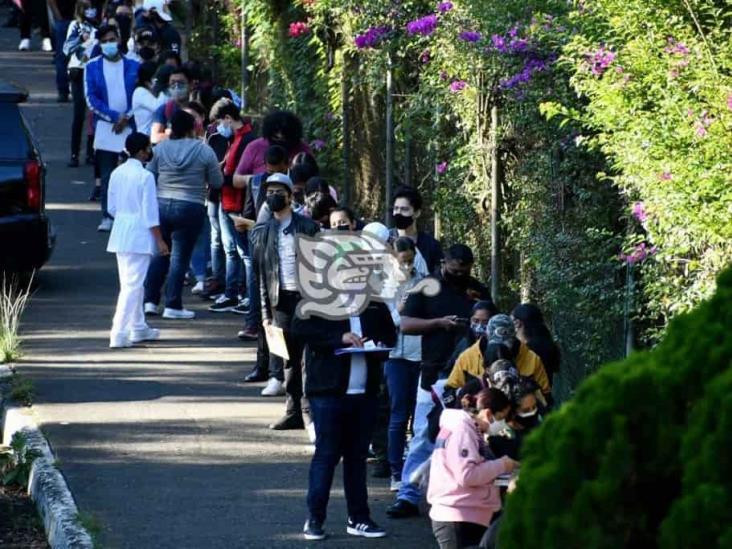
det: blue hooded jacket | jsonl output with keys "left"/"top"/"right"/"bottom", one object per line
{"left": 84, "top": 54, "right": 139, "bottom": 125}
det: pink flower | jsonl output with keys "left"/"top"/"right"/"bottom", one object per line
{"left": 631, "top": 201, "right": 647, "bottom": 223}
{"left": 659, "top": 171, "right": 673, "bottom": 181}
{"left": 288, "top": 21, "right": 310, "bottom": 38}
{"left": 449, "top": 80, "right": 467, "bottom": 93}
{"left": 310, "top": 139, "right": 326, "bottom": 151}
{"left": 727, "top": 94, "right": 732, "bottom": 111}
{"left": 588, "top": 46, "right": 615, "bottom": 76}
{"left": 695, "top": 124, "right": 707, "bottom": 138}
{"left": 621, "top": 242, "right": 656, "bottom": 265}
{"left": 436, "top": 161, "right": 448, "bottom": 174}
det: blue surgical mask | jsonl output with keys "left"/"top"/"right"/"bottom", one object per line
{"left": 83, "top": 8, "right": 97, "bottom": 20}
{"left": 217, "top": 123, "right": 233, "bottom": 139}
{"left": 101, "top": 42, "right": 119, "bottom": 59}
{"left": 471, "top": 322, "right": 487, "bottom": 337}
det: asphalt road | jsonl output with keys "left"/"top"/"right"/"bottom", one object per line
{"left": 0, "top": 14, "right": 436, "bottom": 549}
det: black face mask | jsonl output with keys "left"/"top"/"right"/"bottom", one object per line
{"left": 115, "top": 14, "right": 132, "bottom": 43}
{"left": 267, "top": 194, "right": 287, "bottom": 213}
{"left": 393, "top": 213, "right": 414, "bottom": 230}
{"left": 139, "top": 47, "right": 156, "bottom": 61}
{"left": 442, "top": 268, "right": 469, "bottom": 290}
{"left": 515, "top": 412, "right": 541, "bottom": 430}
{"left": 293, "top": 190, "right": 305, "bottom": 204}
{"left": 335, "top": 224, "right": 350, "bottom": 231}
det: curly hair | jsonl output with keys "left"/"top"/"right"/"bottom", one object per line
{"left": 262, "top": 110, "right": 303, "bottom": 151}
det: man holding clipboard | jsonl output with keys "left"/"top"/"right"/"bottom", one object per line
{"left": 292, "top": 302, "right": 396, "bottom": 540}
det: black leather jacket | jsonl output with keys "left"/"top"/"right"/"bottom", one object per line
{"left": 250, "top": 211, "right": 320, "bottom": 321}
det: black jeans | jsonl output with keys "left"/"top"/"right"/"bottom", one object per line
{"left": 432, "top": 521, "right": 487, "bottom": 549}
{"left": 69, "top": 69, "right": 90, "bottom": 158}
{"left": 273, "top": 290, "right": 308, "bottom": 418}
{"left": 96, "top": 149, "right": 120, "bottom": 219}
{"left": 19, "top": 0, "right": 49, "bottom": 39}
{"left": 307, "top": 394, "right": 376, "bottom": 524}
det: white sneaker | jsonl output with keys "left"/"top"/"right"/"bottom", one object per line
{"left": 18, "top": 39, "right": 30, "bottom": 51}
{"left": 306, "top": 422, "right": 317, "bottom": 443}
{"left": 97, "top": 218, "right": 113, "bottom": 232}
{"left": 191, "top": 281, "right": 205, "bottom": 294}
{"left": 162, "top": 307, "right": 196, "bottom": 319}
{"left": 144, "top": 302, "right": 159, "bottom": 315}
{"left": 41, "top": 37, "right": 53, "bottom": 52}
{"left": 109, "top": 334, "right": 132, "bottom": 348}
{"left": 130, "top": 327, "right": 160, "bottom": 343}
{"left": 260, "top": 377, "right": 285, "bottom": 397}
{"left": 389, "top": 478, "right": 402, "bottom": 492}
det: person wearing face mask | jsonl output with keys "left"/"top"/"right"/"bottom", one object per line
{"left": 106, "top": 132, "right": 168, "bottom": 348}
{"left": 232, "top": 110, "right": 312, "bottom": 190}
{"left": 142, "top": 110, "right": 223, "bottom": 319}
{"left": 131, "top": 61, "right": 166, "bottom": 136}
{"left": 48, "top": 0, "right": 77, "bottom": 102}
{"left": 511, "top": 303, "right": 561, "bottom": 383}
{"left": 63, "top": 0, "right": 101, "bottom": 168}
{"left": 387, "top": 244, "right": 490, "bottom": 519}
{"left": 249, "top": 174, "right": 320, "bottom": 428}
{"left": 140, "top": 0, "right": 181, "bottom": 54}
{"left": 126, "top": 27, "right": 159, "bottom": 63}
{"left": 427, "top": 388, "right": 518, "bottom": 549}
{"left": 84, "top": 24, "right": 140, "bottom": 232}
{"left": 388, "top": 186, "right": 443, "bottom": 274}
{"left": 105, "top": 0, "right": 133, "bottom": 54}
{"left": 150, "top": 67, "right": 191, "bottom": 144}
{"left": 329, "top": 206, "right": 358, "bottom": 231}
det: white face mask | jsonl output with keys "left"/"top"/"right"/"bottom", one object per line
{"left": 488, "top": 418, "right": 508, "bottom": 436}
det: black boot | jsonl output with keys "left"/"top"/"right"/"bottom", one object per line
{"left": 67, "top": 154, "right": 79, "bottom": 168}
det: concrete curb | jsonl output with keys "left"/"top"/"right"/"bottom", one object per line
{"left": 1, "top": 364, "right": 94, "bottom": 549}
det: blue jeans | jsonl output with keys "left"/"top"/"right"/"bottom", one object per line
{"left": 144, "top": 199, "right": 205, "bottom": 310}
{"left": 218, "top": 204, "right": 248, "bottom": 300}
{"left": 53, "top": 19, "right": 70, "bottom": 96}
{"left": 207, "top": 200, "right": 225, "bottom": 285}
{"left": 384, "top": 358, "right": 421, "bottom": 479}
{"left": 189, "top": 213, "right": 210, "bottom": 282}
{"left": 308, "top": 395, "right": 376, "bottom": 524}
{"left": 397, "top": 381, "right": 436, "bottom": 505}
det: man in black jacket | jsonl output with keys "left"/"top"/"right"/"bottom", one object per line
{"left": 292, "top": 301, "right": 397, "bottom": 541}
{"left": 250, "top": 173, "right": 320, "bottom": 429}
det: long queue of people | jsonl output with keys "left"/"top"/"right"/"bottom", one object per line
{"left": 48, "top": 4, "right": 563, "bottom": 547}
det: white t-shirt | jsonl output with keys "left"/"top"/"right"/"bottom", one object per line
{"left": 278, "top": 215, "right": 298, "bottom": 291}
{"left": 94, "top": 58, "right": 131, "bottom": 153}
{"left": 346, "top": 316, "right": 367, "bottom": 395}
{"left": 132, "top": 87, "right": 165, "bottom": 136}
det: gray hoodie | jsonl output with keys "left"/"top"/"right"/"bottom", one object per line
{"left": 147, "top": 138, "right": 223, "bottom": 205}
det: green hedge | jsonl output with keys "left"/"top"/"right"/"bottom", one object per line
{"left": 500, "top": 266, "right": 732, "bottom": 548}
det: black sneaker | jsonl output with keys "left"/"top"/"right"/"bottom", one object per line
{"left": 346, "top": 518, "right": 386, "bottom": 538}
{"left": 303, "top": 519, "right": 326, "bottom": 541}
{"left": 386, "top": 499, "right": 419, "bottom": 519}
{"left": 67, "top": 155, "right": 79, "bottom": 167}
{"left": 232, "top": 301, "right": 250, "bottom": 315}
{"left": 209, "top": 296, "right": 237, "bottom": 312}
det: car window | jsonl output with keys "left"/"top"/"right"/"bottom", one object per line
{"left": 0, "top": 103, "right": 31, "bottom": 160}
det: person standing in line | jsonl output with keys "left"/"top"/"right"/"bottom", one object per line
{"left": 63, "top": 0, "right": 99, "bottom": 167}
{"left": 293, "top": 301, "right": 397, "bottom": 541}
{"left": 250, "top": 174, "right": 320, "bottom": 427}
{"left": 139, "top": 0, "right": 180, "bottom": 54}
{"left": 48, "top": 0, "right": 76, "bottom": 102}
{"left": 149, "top": 66, "right": 191, "bottom": 144}
{"left": 389, "top": 186, "right": 443, "bottom": 274}
{"left": 84, "top": 24, "right": 139, "bottom": 232}
{"left": 18, "top": 0, "right": 52, "bottom": 51}
{"left": 142, "top": 110, "right": 223, "bottom": 319}
{"left": 107, "top": 132, "right": 168, "bottom": 348}
{"left": 131, "top": 61, "right": 165, "bottom": 136}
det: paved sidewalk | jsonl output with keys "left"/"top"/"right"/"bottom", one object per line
{"left": 0, "top": 18, "right": 435, "bottom": 549}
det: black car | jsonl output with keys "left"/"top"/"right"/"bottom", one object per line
{"left": 0, "top": 80, "right": 55, "bottom": 273}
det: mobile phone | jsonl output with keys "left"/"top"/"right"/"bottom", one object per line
{"left": 454, "top": 317, "right": 470, "bottom": 326}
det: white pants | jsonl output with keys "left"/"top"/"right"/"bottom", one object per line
{"left": 111, "top": 252, "right": 151, "bottom": 339}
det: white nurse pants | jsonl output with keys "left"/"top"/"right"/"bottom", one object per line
{"left": 111, "top": 252, "right": 151, "bottom": 339}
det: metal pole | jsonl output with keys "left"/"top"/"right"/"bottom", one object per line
{"left": 341, "top": 54, "right": 351, "bottom": 206}
{"left": 490, "top": 103, "right": 500, "bottom": 300}
{"left": 240, "top": 1, "right": 249, "bottom": 111}
{"left": 385, "top": 54, "right": 394, "bottom": 225}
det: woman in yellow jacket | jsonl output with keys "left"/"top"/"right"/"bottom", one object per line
{"left": 445, "top": 314, "right": 551, "bottom": 396}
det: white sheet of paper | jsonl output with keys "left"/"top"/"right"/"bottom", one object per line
{"left": 264, "top": 324, "right": 289, "bottom": 360}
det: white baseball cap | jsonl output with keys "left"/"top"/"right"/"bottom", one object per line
{"left": 143, "top": 0, "right": 172, "bottom": 21}
{"left": 362, "top": 222, "right": 390, "bottom": 244}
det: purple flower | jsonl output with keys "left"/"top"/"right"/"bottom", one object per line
{"left": 499, "top": 57, "right": 548, "bottom": 89}
{"left": 727, "top": 94, "right": 732, "bottom": 111}
{"left": 491, "top": 34, "right": 507, "bottom": 52}
{"left": 354, "top": 26, "right": 390, "bottom": 49}
{"left": 406, "top": 14, "right": 438, "bottom": 36}
{"left": 420, "top": 49, "right": 431, "bottom": 64}
{"left": 310, "top": 139, "right": 326, "bottom": 151}
{"left": 631, "top": 201, "right": 647, "bottom": 223}
{"left": 622, "top": 242, "right": 656, "bottom": 265}
{"left": 325, "top": 112, "right": 335, "bottom": 122}
{"left": 509, "top": 38, "right": 528, "bottom": 52}
{"left": 439, "top": 70, "right": 448, "bottom": 81}
{"left": 436, "top": 161, "right": 448, "bottom": 174}
{"left": 449, "top": 80, "right": 467, "bottom": 93}
{"left": 665, "top": 38, "right": 690, "bottom": 57}
{"left": 437, "top": 1, "right": 453, "bottom": 13}
{"left": 588, "top": 46, "right": 615, "bottom": 76}
{"left": 459, "top": 31, "right": 482, "bottom": 43}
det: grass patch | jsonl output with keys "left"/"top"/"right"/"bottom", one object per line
{"left": 9, "top": 374, "right": 34, "bottom": 407}
{"left": 76, "top": 511, "right": 104, "bottom": 548}
{"left": 0, "top": 275, "right": 33, "bottom": 364}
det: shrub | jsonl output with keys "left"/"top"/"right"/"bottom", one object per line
{"left": 500, "top": 266, "right": 732, "bottom": 548}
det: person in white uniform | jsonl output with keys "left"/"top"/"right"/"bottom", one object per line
{"left": 107, "top": 132, "right": 169, "bottom": 348}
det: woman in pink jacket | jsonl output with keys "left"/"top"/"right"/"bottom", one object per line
{"left": 427, "top": 388, "right": 518, "bottom": 549}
